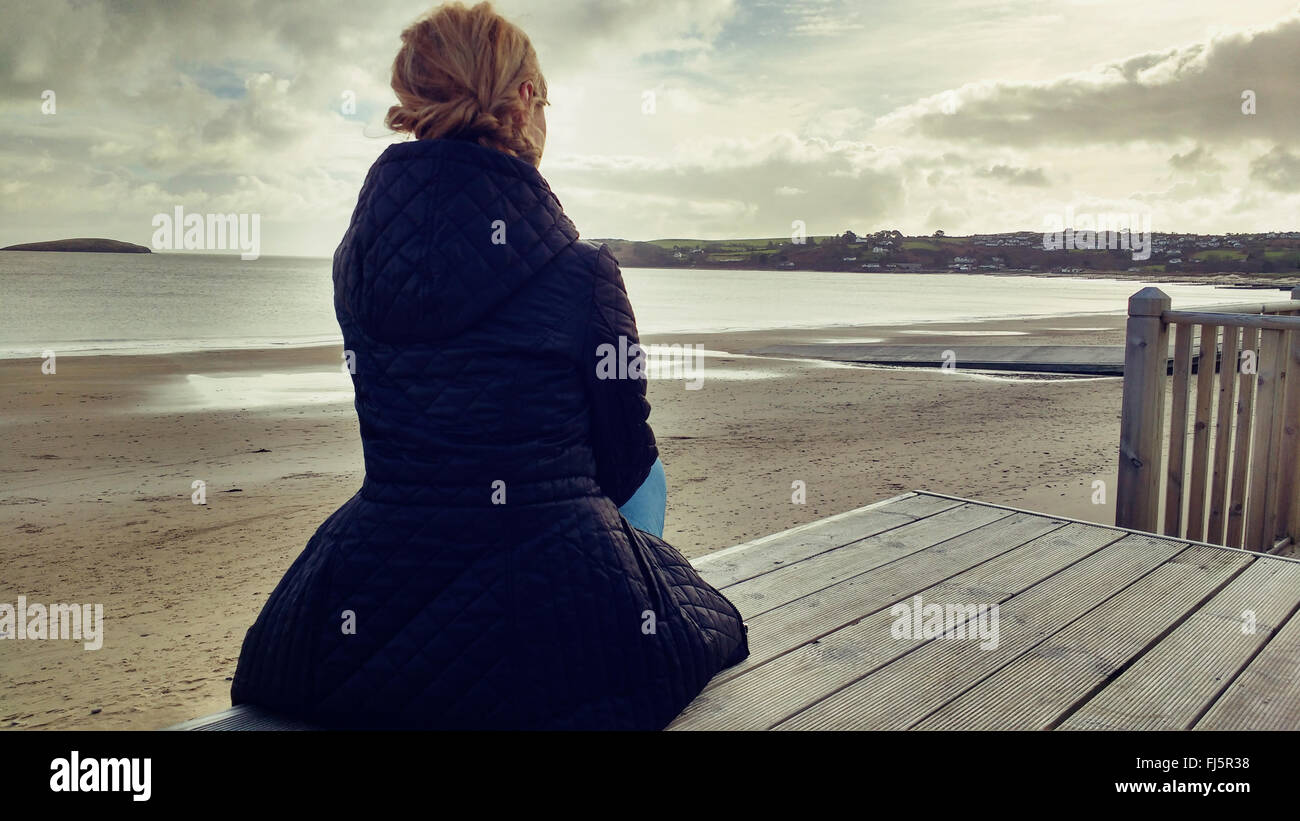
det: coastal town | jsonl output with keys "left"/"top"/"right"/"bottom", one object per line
{"left": 597, "top": 229, "right": 1300, "bottom": 283}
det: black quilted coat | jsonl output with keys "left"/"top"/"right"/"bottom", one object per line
{"left": 231, "top": 138, "right": 748, "bottom": 730}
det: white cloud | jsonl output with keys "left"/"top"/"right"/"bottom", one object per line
{"left": 0, "top": 0, "right": 1297, "bottom": 252}
{"left": 881, "top": 11, "right": 1300, "bottom": 147}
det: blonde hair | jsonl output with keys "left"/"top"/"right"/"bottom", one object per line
{"left": 386, "top": 2, "right": 548, "bottom": 166}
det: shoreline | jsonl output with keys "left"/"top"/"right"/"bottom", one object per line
{"left": 2, "top": 310, "right": 1135, "bottom": 729}
{"left": 0, "top": 307, "right": 1140, "bottom": 362}
{"left": 639, "top": 266, "right": 1300, "bottom": 289}
{"left": 0, "top": 270, "right": 1284, "bottom": 361}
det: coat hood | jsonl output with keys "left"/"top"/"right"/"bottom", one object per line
{"left": 333, "top": 138, "right": 581, "bottom": 342}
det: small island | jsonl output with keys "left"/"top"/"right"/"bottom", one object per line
{"left": 1, "top": 238, "right": 151, "bottom": 254}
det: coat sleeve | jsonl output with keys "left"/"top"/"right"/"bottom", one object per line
{"left": 582, "top": 244, "right": 659, "bottom": 508}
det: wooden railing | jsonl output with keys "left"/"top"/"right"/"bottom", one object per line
{"left": 1116, "top": 286, "right": 1300, "bottom": 553}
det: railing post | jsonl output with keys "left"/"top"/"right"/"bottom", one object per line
{"left": 1117, "top": 287, "right": 1172, "bottom": 533}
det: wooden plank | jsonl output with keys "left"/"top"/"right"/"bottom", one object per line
{"left": 1117, "top": 288, "right": 1173, "bottom": 532}
{"left": 692, "top": 491, "right": 918, "bottom": 573}
{"left": 718, "top": 503, "right": 1009, "bottom": 619}
{"left": 874, "top": 492, "right": 969, "bottom": 519}
{"left": 1186, "top": 325, "right": 1219, "bottom": 541}
{"left": 713, "top": 511, "right": 1067, "bottom": 677}
{"left": 772, "top": 533, "right": 1195, "bottom": 731}
{"left": 670, "top": 520, "right": 1110, "bottom": 730}
{"left": 1164, "top": 322, "right": 1194, "bottom": 537}
{"left": 914, "top": 546, "right": 1250, "bottom": 730}
{"left": 1226, "top": 328, "right": 1260, "bottom": 549}
{"left": 1206, "top": 326, "right": 1241, "bottom": 544}
{"left": 1165, "top": 311, "right": 1300, "bottom": 331}
{"left": 1196, "top": 603, "right": 1300, "bottom": 730}
{"left": 1270, "top": 329, "right": 1299, "bottom": 545}
{"left": 1176, "top": 299, "right": 1300, "bottom": 316}
{"left": 1061, "top": 557, "right": 1300, "bottom": 730}
{"left": 1289, "top": 330, "right": 1300, "bottom": 543}
{"left": 1245, "top": 329, "right": 1285, "bottom": 551}
{"left": 693, "top": 493, "right": 961, "bottom": 589}
{"left": 1262, "top": 330, "right": 1290, "bottom": 548}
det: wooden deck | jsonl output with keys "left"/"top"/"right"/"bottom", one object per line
{"left": 671, "top": 491, "right": 1300, "bottom": 730}
{"left": 175, "top": 490, "right": 1300, "bottom": 730}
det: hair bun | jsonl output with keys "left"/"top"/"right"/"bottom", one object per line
{"left": 384, "top": 2, "right": 546, "bottom": 166}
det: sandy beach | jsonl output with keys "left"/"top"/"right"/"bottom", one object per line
{"left": 0, "top": 312, "right": 1133, "bottom": 729}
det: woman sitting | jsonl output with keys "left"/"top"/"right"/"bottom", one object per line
{"left": 231, "top": 1, "right": 748, "bottom": 730}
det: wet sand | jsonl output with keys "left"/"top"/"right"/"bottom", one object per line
{"left": 0, "top": 312, "right": 1130, "bottom": 729}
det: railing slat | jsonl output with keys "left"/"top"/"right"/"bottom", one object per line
{"left": 1266, "top": 329, "right": 1298, "bottom": 546}
{"left": 1206, "top": 326, "right": 1240, "bottom": 545}
{"left": 1164, "top": 323, "right": 1194, "bottom": 537}
{"left": 1245, "top": 329, "right": 1285, "bottom": 551}
{"left": 1186, "top": 325, "right": 1219, "bottom": 541}
{"left": 1287, "top": 329, "right": 1300, "bottom": 545}
{"left": 1227, "top": 327, "right": 1260, "bottom": 549}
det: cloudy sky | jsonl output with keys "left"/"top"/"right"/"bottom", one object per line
{"left": 2, "top": 0, "right": 1299, "bottom": 256}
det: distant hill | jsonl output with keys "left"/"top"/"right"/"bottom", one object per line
{"left": 591, "top": 229, "right": 1300, "bottom": 285}
{"left": 1, "top": 238, "right": 151, "bottom": 254}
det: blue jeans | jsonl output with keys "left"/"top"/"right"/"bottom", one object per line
{"left": 618, "top": 457, "right": 666, "bottom": 538}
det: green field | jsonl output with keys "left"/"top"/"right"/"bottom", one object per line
{"left": 1196, "top": 249, "right": 1247, "bottom": 261}
{"left": 901, "top": 240, "right": 941, "bottom": 251}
